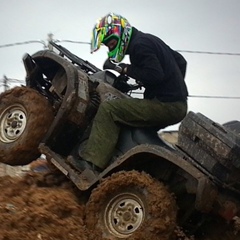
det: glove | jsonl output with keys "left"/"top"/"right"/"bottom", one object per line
{"left": 103, "top": 58, "right": 115, "bottom": 70}
{"left": 113, "top": 75, "right": 131, "bottom": 93}
{"left": 103, "top": 59, "right": 128, "bottom": 75}
{"left": 117, "top": 63, "right": 128, "bottom": 75}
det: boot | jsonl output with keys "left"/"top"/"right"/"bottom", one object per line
{"left": 66, "top": 155, "right": 102, "bottom": 173}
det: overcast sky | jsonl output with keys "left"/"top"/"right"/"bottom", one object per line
{"left": 0, "top": 0, "right": 239, "bottom": 130}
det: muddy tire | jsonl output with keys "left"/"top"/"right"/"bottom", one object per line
{"left": 85, "top": 170, "right": 177, "bottom": 240}
{"left": 0, "top": 86, "right": 54, "bottom": 166}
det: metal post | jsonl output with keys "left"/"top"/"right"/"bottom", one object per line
{"left": 3, "top": 75, "right": 9, "bottom": 91}
{"left": 47, "top": 33, "right": 54, "bottom": 50}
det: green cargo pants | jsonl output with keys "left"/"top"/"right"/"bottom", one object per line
{"left": 82, "top": 97, "right": 187, "bottom": 169}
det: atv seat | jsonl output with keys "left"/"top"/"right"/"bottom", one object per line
{"left": 116, "top": 126, "right": 174, "bottom": 155}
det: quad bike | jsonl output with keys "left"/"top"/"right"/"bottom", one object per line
{"left": 0, "top": 42, "right": 240, "bottom": 239}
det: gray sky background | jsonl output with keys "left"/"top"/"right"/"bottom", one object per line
{"left": 0, "top": 0, "right": 240, "bottom": 130}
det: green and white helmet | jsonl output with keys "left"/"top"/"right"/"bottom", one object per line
{"left": 91, "top": 13, "right": 132, "bottom": 62}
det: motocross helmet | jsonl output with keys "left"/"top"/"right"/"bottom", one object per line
{"left": 91, "top": 13, "right": 132, "bottom": 62}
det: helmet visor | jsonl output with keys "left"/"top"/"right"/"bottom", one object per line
{"left": 91, "top": 27, "right": 105, "bottom": 53}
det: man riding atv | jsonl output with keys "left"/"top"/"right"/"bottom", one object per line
{"left": 69, "top": 12, "right": 189, "bottom": 173}
{"left": 1, "top": 13, "right": 239, "bottom": 240}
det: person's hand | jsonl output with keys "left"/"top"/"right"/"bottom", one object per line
{"left": 113, "top": 75, "right": 131, "bottom": 93}
{"left": 103, "top": 59, "right": 128, "bottom": 75}
{"left": 117, "top": 63, "right": 128, "bottom": 75}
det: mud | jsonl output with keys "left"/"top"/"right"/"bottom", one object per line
{"left": 0, "top": 87, "right": 54, "bottom": 166}
{"left": 0, "top": 171, "right": 239, "bottom": 240}
{"left": 0, "top": 172, "right": 88, "bottom": 240}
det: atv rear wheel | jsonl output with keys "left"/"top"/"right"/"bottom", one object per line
{"left": 85, "top": 170, "right": 177, "bottom": 240}
{"left": 0, "top": 86, "right": 54, "bottom": 165}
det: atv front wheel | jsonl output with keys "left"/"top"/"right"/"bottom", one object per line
{"left": 85, "top": 170, "right": 177, "bottom": 240}
{"left": 0, "top": 86, "right": 54, "bottom": 165}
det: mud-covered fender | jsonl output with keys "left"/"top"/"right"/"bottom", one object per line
{"left": 100, "top": 144, "right": 218, "bottom": 213}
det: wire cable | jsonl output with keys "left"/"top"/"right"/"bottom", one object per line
{"left": 55, "top": 39, "right": 90, "bottom": 45}
{"left": 6, "top": 79, "right": 24, "bottom": 83}
{"left": 188, "top": 95, "right": 240, "bottom": 99}
{"left": 128, "top": 91, "right": 240, "bottom": 99}
{"left": 1, "top": 39, "right": 240, "bottom": 56}
{"left": 177, "top": 50, "right": 240, "bottom": 56}
{"left": 0, "top": 40, "right": 47, "bottom": 49}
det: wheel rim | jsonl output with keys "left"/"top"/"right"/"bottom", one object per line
{"left": 0, "top": 104, "right": 27, "bottom": 143}
{"left": 104, "top": 192, "right": 145, "bottom": 238}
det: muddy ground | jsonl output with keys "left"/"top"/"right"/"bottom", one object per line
{"left": 0, "top": 170, "right": 239, "bottom": 240}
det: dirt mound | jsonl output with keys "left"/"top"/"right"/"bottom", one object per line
{"left": 0, "top": 172, "right": 239, "bottom": 240}
{"left": 0, "top": 172, "right": 88, "bottom": 240}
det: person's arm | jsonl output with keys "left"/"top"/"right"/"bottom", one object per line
{"left": 126, "top": 44, "right": 164, "bottom": 86}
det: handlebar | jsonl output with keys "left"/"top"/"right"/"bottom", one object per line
{"left": 49, "top": 41, "right": 101, "bottom": 73}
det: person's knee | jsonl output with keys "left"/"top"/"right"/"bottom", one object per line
{"left": 99, "top": 100, "right": 117, "bottom": 114}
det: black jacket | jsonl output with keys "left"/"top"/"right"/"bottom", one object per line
{"left": 126, "top": 27, "right": 188, "bottom": 102}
